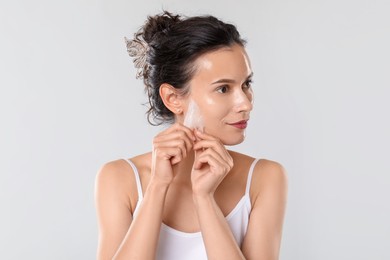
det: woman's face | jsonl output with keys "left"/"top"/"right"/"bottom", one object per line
{"left": 182, "top": 44, "right": 254, "bottom": 145}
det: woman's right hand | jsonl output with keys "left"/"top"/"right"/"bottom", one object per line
{"left": 151, "top": 123, "right": 195, "bottom": 185}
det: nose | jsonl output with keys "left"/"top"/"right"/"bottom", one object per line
{"left": 234, "top": 88, "right": 253, "bottom": 113}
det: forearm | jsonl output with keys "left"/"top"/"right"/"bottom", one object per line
{"left": 113, "top": 181, "right": 168, "bottom": 260}
{"left": 194, "top": 194, "right": 246, "bottom": 260}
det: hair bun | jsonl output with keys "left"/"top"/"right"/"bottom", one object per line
{"left": 143, "top": 11, "right": 181, "bottom": 44}
{"left": 125, "top": 11, "right": 181, "bottom": 79}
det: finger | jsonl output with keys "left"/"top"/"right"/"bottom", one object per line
{"left": 194, "top": 129, "right": 218, "bottom": 141}
{"left": 154, "top": 138, "right": 189, "bottom": 159}
{"left": 170, "top": 147, "right": 183, "bottom": 165}
{"left": 179, "top": 123, "right": 197, "bottom": 142}
{"left": 154, "top": 132, "right": 193, "bottom": 155}
{"left": 193, "top": 148, "right": 202, "bottom": 169}
{"left": 170, "top": 123, "right": 196, "bottom": 142}
{"left": 163, "top": 123, "right": 196, "bottom": 150}
{"left": 156, "top": 121, "right": 196, "bottom": 140}
{"left": 193, "top": 130, "right": 226, "bottom": 154}
{"left": 193, "top": 139, "right": 234, "bottom": 169}
{"left": 157, "top": 123, "right": 196, "bottom": 141}
{"left": 154, "top": 146, "right": 183, "bottom": 165}
{"left": 193, "top": 147, "right": 228, "bottom": 172}
{"left": 193, "top": 151, "right": 231, "bottom": 176}
{"left": 193, "top": 139, "right": 228, "bottom": 159}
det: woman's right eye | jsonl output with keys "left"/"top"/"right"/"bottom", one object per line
{"left": 216, "top": 85, "right": 229, "bottom": 93}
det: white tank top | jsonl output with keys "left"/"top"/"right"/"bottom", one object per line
{"left": 123, "top": 158, "right": 259, "bottom": 260}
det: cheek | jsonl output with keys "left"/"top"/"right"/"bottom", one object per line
{"left": 197, "top": 97, "right": 246, "bottom": 145}
{"left": 202, "top": 97, "right": 228, "bottom": 120}
{"left": 198, "top": 97, "right": 230, "bottom": 134}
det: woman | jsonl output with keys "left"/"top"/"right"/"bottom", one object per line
{"left": 95, "top": 11, "right": 288, "bottom": 260}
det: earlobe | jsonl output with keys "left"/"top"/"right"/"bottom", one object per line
{"left": 159, "top": 83, "right": 184, "bottom": 114}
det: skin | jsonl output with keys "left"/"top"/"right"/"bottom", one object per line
{"left": 95, "top": 44, "right": 288, "bottom": 260}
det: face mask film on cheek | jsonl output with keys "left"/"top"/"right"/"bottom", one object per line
{"left": 183, "top": 99, "right": 204, "bottom": 131}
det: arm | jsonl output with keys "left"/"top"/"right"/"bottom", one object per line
{"left": 95, "top": 162, "right": 133, "bottom": 260}
{"left": 112, "top": 179, "right": 169, "bottom": 260}
{"left": 95, "top": 162, "right": 169, "bottom": 260}
{"left": 193, "top": 195, "right": 246, "bottom": 259}
{"left": 241, "top": 161, "right": 288, "bottom": 260}
{"left": 191, "top": 130, "right": 245, "bottom": 259}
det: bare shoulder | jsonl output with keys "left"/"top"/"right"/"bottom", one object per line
{"left": 94, "top": 156, "right": 149, "bottom": 259}
{"left": 250, "top": 158, "right": 288, "bottom": 205}
{"left": 254, "top": 159, "right": 288, "bottom": 180}
{"left": 95, "top": 153, "right": 152, "bottom": 213}
{"left": 95, "top": 159, "right": 133, "bottom": 209}
{"left": 96, "top": 152, "right": 152, "bottom": 185}
{"left": 226, "top": 150, "right": 287, "bottom": 183}
{"left": 95, "top": 158, "right": 134, "bottom": 191}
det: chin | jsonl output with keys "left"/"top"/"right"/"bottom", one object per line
{"left": 204, "top": 126, "right": 247, "bottom": 146}
{"left": 215, "top": 132, "right": 246, "bottom": 146}
{"left": 222, "top": 136, "right": 246, "bottom": 146}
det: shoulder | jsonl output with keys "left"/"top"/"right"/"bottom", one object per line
{"left": 250, "top": 158, "right": 288, "bottom": 206}
{"left": 95, "top": 159, "right": 133, "bottom": 208}
{"left": 95, "top": 153, "right": 152, "bottom": 212}
{"left": 226, "top": 150, "right": 287, "bottom": 184}
{"left": 95, "top": 158, "right": 133, "bottom": 190}
{"left": 254, "top": 159, "right": 288, "bottom": 181}
{"left": 96, "top": 153, "right": 152, "bottom": 185}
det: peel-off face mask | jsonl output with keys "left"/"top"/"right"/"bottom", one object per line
{"left": 183, "top": 99, "right": 204, "bottom": 131}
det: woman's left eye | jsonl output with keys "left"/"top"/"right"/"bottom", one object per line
{"left": 243, "top": 79, "right": 253, "bottom": 89}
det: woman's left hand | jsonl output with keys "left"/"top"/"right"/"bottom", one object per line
{"left": 191, "top": 130, "right": 234, "bottom": 197}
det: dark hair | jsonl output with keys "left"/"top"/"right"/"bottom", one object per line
{"left": 126, "top": 11, "right": 246, "bottom": 125}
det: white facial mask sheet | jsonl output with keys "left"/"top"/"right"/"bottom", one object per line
{"left": 183, "top": 99, "right": 204, "bottom": 131}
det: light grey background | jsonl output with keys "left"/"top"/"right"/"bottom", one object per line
{"left": 1, "top": 0, "right": 389, "bottom": 259}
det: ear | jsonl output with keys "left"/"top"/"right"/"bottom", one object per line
{"left": 159, "top": 83, "right": 185, "bottom": 115}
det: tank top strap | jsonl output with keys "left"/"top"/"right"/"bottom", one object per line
{"left": 123, "top": 158, "right": 144, "bottom": 200}
{"left": 245, "top": 158, "right": 260, "bottom": 195}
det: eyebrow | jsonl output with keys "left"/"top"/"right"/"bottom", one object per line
{"left": 211, "top": 72, "right": 253, "bottom": 85}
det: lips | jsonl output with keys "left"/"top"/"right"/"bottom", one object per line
{"left": 228, "top": 120, "right": 248, "bottom": 129}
